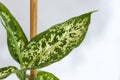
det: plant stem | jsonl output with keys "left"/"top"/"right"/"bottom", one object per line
{"left": 30, "top": 0, "right": 38, "bottom": 79}
{"left": 22, "top": 70, "right": 26, "bottom": 80}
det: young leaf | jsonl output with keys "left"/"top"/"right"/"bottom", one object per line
{"left": 0, "top": 66, "right": 18, "bottom": 79}
{"left": 22, "top": 11, "right": 95, "bottom": 69}
{"left": 35, "top": 71, "right": 59, "bottom": 80}
{"left": 0, "top": 3, "right": 28, "bottom": 63}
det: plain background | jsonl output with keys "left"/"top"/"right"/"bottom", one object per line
{"left": 0, "top": 0, "right": 120, "bottom": 80}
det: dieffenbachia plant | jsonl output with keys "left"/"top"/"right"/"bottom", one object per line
{"left": 0, "top": 2, "right": 96, "bottom": 80}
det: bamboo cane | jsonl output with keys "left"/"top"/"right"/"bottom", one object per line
{"left": 30, "top": 0, "right": 38, "bottom": 79}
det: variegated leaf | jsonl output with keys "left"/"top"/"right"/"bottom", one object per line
{"left": 35, "top": 71, "right": 59, "bottom": 80}
{"left": 0, "top": 66, "right": 18, "bottom": 79}
{"left": 0, "top": 3, "right": 28, "bottom": 63}
{"left": 22, "top": 11, "right": 95, "bottom": 69}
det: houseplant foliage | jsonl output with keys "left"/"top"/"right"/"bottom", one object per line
{"left": 0, "top": 2, "right": 96, "bottom": 80}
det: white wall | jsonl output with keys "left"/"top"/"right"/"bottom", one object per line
{"left": 0, "top": 0, "right": 120, "bottom": 80}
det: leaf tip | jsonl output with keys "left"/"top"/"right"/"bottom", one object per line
{"left": 89, "top": 10, "right": 98, "bottom": 15}
{"left": 93, "top": 10, "right": 98, "bottom": 13}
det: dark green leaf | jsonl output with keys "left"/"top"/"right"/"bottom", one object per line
{"left": 0, "top": 66, "right": 18, "bottom": 79}
{"left": 0, "top": 2, "right": 28, "bottom": 63}
{"left": 35, "top": 71, "right": 59, "bottom": 80}
{"left": 22, "top": 11, "right": 95, "bottom": 69}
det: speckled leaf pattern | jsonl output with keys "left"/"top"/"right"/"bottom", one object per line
{"left": 22, "top": 11, "right": 95, "bottom": 69}
{"left": 0, "top": 66, "right": 18, "bottom": 79}
{"left": 0, "top": 3, "right": 28, "bottom": 63}
{"left": 35, "top": 71, "right": 59, "bottom": 80}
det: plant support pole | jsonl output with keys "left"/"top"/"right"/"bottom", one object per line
{"left": 30, "top": 0, "right": 38, "bottom": 79}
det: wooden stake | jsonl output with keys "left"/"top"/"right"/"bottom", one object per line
{"left": 30, "top": 0, "right": 38, "bottom": 79}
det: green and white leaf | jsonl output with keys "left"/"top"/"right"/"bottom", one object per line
{"left": 22, "top": 11, "right": 95, "bottom": 69}
{"left": 35, "top": 71, "right": 59, "bottom": 80}
{"left": 0, "top": 2, "right": 28, "bottom": 63}
{"left": 0, "top": 66, "right": 18, "bottom": 79}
